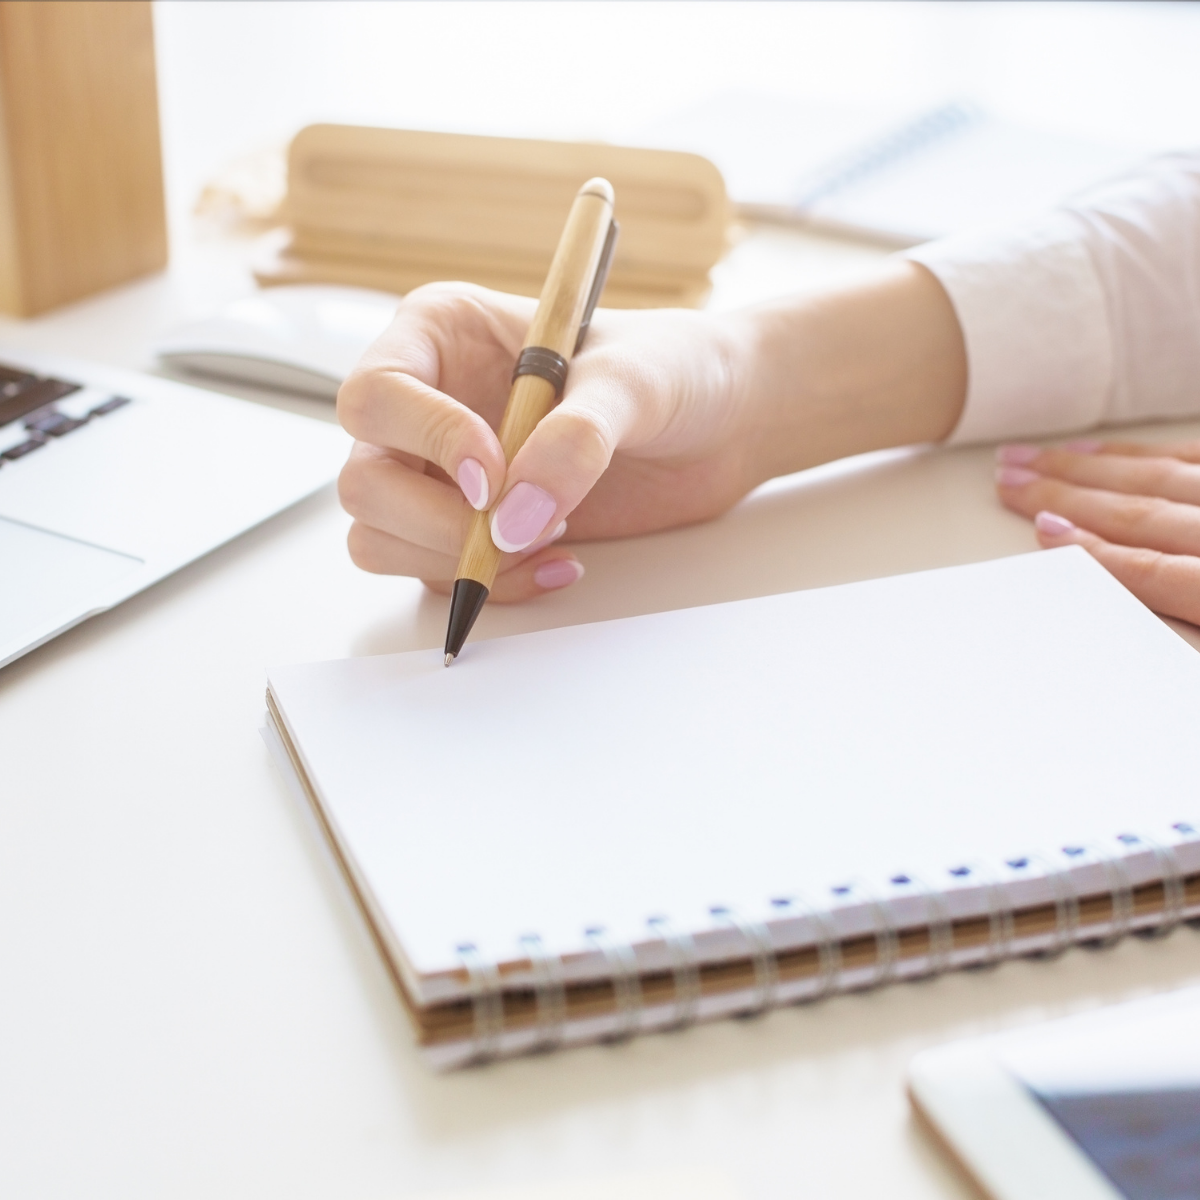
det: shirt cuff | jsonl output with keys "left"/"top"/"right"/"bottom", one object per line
{"left": 905, "top": 214, "right": 1113, "bottom": 445}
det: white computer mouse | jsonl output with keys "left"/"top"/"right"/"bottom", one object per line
{"left": 153, "top": 284, "right": 402, "bottom": 400}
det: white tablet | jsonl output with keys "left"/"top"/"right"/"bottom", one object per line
{"left": 908, "top": 985, "right": 1200, "bottom": 1200}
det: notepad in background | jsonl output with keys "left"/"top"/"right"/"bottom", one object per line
{"left": 634, "top": 93, "right": 1151, "bottom": 246}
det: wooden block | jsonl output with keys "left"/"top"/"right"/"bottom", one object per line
{"left": 0, "top": 1, "right": 167, "bottom": 316}
{"left": 257, "top": 124, "right": 729, "bottom": 309}
{"left": 254, "top": 229, "right": 710, "bottom": 310}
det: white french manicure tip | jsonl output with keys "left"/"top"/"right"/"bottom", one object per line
{"left": 490, "top": 511, "right": 530, "bottom": 554}
{"left": 456, "top": 458, "right": 489, "bottom": 511}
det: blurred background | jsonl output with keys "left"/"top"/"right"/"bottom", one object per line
{"left": 156, "top": 0, "right": 1200, "bottom": 241}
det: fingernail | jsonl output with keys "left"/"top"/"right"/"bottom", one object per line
{"left": 533, "top": 558, "right": 584, "bottom": 590}
{"left": 491, "top": 481, "right": 557, "bottom": 553}
{"left": 995, "top": 465, "right": 1040, "bottom": 487}
{"left": 526, "top": 520, "right": 567, "bottom": 554}
{"left": 1035, "top": 510, "right": 1077, "bottom": 537}
{"left": 1062, "top": 438, "right": 1102, "bottom": 454}
{"left": 995, "top": 443, "right": 1041, "bottom": 465}
{"left": 456, "top": 458, "right": 489, "bottom": 510}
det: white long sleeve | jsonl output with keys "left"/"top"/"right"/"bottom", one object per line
{"left": 906, "top": 152, "right": 1200, "bottom": 445}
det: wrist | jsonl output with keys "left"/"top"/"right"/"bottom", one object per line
{"left": 732, "top": 260, "right": 967, "bottom": 485}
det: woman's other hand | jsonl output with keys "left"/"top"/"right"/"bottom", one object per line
{"left": 995, "top": 438, "right": 1200, "bottom": 624}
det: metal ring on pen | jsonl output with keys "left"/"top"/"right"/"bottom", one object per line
{"left": 457, "top": 942, "right": 504, "bottom": 1065}
{"left": 512, "top": 346, "right": 568, "bottom": 398}
{"left": 711, "top": 906, "right": 779, "bottom": 1016}
{"left": 773, "top": 893, "right": 842, "bottom": 1003}
{"left": 889, "top": 873, "right": 953, "bottom": 979}
{"left": 646, "top": 916, "right": 701, "bottom": 1030}
{"left": 518, "top": 933, "right": 566, "bottom": 1052}
{"left": 1125, "top": 831, "right": 1186, "bottom": 937}
{"left": 586, "top": 926, "right": 642, "bottom": 1042}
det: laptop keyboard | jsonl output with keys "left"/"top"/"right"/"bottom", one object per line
{"left": 0, "top": 362, "right": 130, "bottom": 464}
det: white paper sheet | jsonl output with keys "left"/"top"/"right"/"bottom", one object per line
{"left": 267, "top": 548, "right": 1200, "bottom": 1001}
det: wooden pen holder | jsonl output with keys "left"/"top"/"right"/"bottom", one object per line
{"left": 255, "top": 124, "right": 731, "bottom": 309}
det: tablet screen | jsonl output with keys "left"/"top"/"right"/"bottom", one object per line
{"left": 1001, "top": 992, "right": 1200, "bottom": 1200}
{"left": 1030, "top": 1087, "right": 1200, "bottom": 1199}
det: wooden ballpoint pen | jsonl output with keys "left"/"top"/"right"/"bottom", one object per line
{"left": 443, "top": 177, "right": 619, "bottom": 665}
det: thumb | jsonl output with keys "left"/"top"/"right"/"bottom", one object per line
{"left": 488, "top": 372, "right": 638, "bottom": 553}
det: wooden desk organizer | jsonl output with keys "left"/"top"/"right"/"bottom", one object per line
{"left": 254, "top": 125, "right": 730, "bottom": 308}
{"left": 0, "top": 1, "right": 166, "bottom": 317}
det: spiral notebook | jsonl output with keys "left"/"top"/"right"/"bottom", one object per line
{"left": 264, "top": 547, "right": 1200, "bottom": 1069}
{"left": 635, "top": 95, "right": 1148, "bottom": 246}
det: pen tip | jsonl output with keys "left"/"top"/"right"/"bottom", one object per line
{"left": 444, "top": 653, "right": 455, "bottom": 668}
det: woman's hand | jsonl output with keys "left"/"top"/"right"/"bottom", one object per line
{"left": 336, "top": 282, "right": 762, "bottom": 601}
{"left": 996, "top": 438, "right": 1200, "bottom": 625}
{"left": 336, "top": 263, "right": 966, "bottom": 601}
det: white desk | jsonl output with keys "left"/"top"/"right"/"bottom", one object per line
{"left": 3, "top": 225, "right": 1200, "bottom": 1200}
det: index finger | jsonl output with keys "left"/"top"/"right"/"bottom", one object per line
{"left": 337, "top": 283, "right": 535, "bottom": 507}
{"left": 1068, "top": 436, "right": 1200, "bottom": 464}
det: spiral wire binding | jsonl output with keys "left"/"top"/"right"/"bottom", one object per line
{"left": 448, "top": 824, "right": 1195, "bottom": 1064}
{"left": 1128, "top": 830, "right": 1187, "bottom": 937}
{"left": 974, "top": 861, "right": 1017, "bottom": 967}
{"left": 888, "top": 874, "right": 953, "bottom": 979}
{"left": 1065, "top": 842, "right": 1134, "bottom": 949}
{"left": 1046, "top": 852, "right": 1083, "bottom": 955}
{"left": 457, "top": 942, "right": 503, "bottom": 1064}
{"left": 771, "top": 893, "right": 842, "bottom": 1003}
{"left": 710, "top": 907, "right": 780, "bottom": 1017}
{"left": 793, "top": 100, "right": 981, "bottom": 212}
{"left": 519, "top": 933, "right": 566, "bottom": 1052}
{"left": 586, "top": 926, "right": 643, "bottom": 1042}
{"left": 1006, "top": 852, "right": 1080, "bottom": 959}
{"left": 830, "top": 881, "right": 899, "bottom": 989}
{"left": 646, "top": 916, "right": 701, "bottom": 1030}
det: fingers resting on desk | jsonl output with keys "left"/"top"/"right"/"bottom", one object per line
{"left": 995, "top": 438, "right": 1200, "bottom": 626}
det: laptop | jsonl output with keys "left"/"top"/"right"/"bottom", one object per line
{"left": 0, "top": 347, "right": 349, "bottom": 670}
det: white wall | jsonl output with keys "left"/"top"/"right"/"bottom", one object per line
{"left": 154, "top": 1, "right": 1200, "bottom": 232}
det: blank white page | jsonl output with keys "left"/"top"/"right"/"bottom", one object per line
{"left": 267, "top": 548, "right": 1200, "bottom": 994}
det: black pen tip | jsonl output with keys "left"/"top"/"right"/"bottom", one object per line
{"left": 444, "top": 578, "right": 490, "bottom": 662}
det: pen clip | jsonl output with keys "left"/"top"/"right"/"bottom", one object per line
{"left": 573, "top": 219, "right": 619, "bottom": 356}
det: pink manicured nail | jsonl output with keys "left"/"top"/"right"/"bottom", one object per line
{"left": 490, "top": 481, "right": 557, "bottom": 552}
{"left": 995, "top": 465, "right": 1040, "bottom": 487}
{"left": 1062, "top": 438, "right": 1102, "bottom": 454}
{"left": 996, "top": 443, "right": 1040, "bottom": 465}
{"left": 533, "top": 558, "right": 584, "bottom": 590}
{"left": 456, "top": 458, "right": 489, "bottom": 510}
{"left": 526, "top": 520, "right": 567, "bottom": 554}
{"left": 1035, "top": 510, "right": 1077, "bottom": 537}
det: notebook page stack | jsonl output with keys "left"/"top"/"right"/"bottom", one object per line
{"left": 264, "top": 548, "right": 1200, "bottom": 1069}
